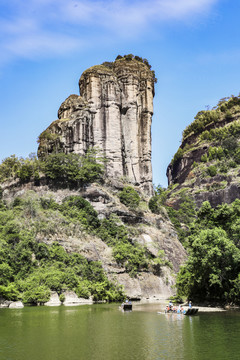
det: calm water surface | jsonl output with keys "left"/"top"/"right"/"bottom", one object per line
{"left": 0, "top": 303, "right": 239, "bottom": 360}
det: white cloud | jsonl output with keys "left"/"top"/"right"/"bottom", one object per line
{"left": 0, "top": 0, "right": 220, "bottom": 65}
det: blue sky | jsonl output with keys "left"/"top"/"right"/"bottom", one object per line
{"left": 0, "top": 0, "right": 239, "bottom": 187}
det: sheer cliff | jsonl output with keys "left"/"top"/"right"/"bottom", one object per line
{"left": 166, "top": 95, "right": 240, "bottom": 209}
{"left": 38, "top": 57, "right": 155, "bottom": 195}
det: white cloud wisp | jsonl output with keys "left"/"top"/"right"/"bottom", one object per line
{"left": 0, "top": 0, "right": 220, "bottom": 66}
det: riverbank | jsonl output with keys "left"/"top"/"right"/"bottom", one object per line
{"left": 134, "top": 299, "right": 235, "bottom": 312}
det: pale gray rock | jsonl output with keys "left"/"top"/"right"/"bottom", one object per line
{"left": 9, "top": 301, "right": 24, "bottom": 309}
{"left": 38, "top": 58, "right": 155, "bottom": 195}
{"left": 63, "top": 291, "right": 93, "bottom": 306}
{"left": 44, "top": 292, "right": 61, "bottom": 306}
{"left": 0, "top": 298, "right": 12, "bottom": 308}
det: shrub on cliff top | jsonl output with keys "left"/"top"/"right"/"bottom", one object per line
{"left": 115, "top": 54, "right": 157, "bottom": 83}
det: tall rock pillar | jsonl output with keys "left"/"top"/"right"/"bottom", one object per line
{"left": 38, "top": 57, "right": 155, "bottom": 195}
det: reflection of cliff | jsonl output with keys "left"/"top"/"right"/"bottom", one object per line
{"left": 38, "top": 58, "right": 155, "bottom": 195}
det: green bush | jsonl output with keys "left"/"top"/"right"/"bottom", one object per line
{"left": 75, "top": 280, "right": 91, "bottom": 299}
{"left": 59, "top": 293, "right": 65, "bottom": 303}
{"left": 207, "top": 165, "right": 217, "bottom": 177}
{"left": 149, "top": 196, "right": 161, "bottom": 214}
{"left": 171, "top": 148, "right": 184, "bottom": 166}
{"left": 234, "top": 148, "right": 240, "bottom": 164}
{"left": 201, "top": 154, "right": 208, "bottom": 162}
{"left": 22, "top": 285, "right": 50, "bottom": 305}
{"left": 61, "top": 195, "right": 100, "bottom": 230}
{"left": 118, "top": 186, "right": 140, "bottom": 209}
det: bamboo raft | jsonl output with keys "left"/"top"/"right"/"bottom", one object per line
{"left": 120, "top": 303, "right": 132, "bottom": 311}
{"left": 184, "top": 308, "right": 199, "bottom": 315}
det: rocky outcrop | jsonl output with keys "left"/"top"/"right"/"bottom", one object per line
{"left": 166, "top": 102, "right": 240, "bottom": 208}
{"left": 44, "top": 292, "right": 61, "bottom": 306}
{"left": 2, "top": 182, "right": 186, "bottom": 300}
{"left": 63, "top": 291, "right": 93, "bottom": 306}
{"left": 9, "top": 301, "right": 24, "bottom": 309}
{"left": 38, "top": 58, "right": 155, "bottom": 195}
{"left": 0, "top": 299, "right": 24, "bottom": 308}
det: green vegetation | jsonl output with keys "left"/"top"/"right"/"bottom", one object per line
{"left": 149, "top": 187, "right": 196, "bottom": 243}
{"left": 176, "top": 200, "right": 240, "bottom": 303}
{"left": 150, "top": 94, "right": 240, "bottom": 305}
{"left": 149, "top": 185, "right": 240, "bottom": 304}
{"left": 207, "top": 165, "right": 217, "bottom": 177}
{"left": 171, "top": 148, "right": 184, "bottom": 166}
{"left": 169, "top": 97, "right": 240, "bottom": 186}
{"left": 148, "top": 185, "right": 168, "bottom": 215}
{"left": 0, "top": 187, "right": 171, "bottom": 303}
{"left": 114, "top": 54, "right": 157, "bottom": 83}
{"left": 0, "top": 149, "right": 105, "bottom": 187}
{"left": 182, "top": 95, "right": 240, "bottom": 141}
{"left": 37, "top": 130, "right": 60, "bottom": 144}
{"left": 118, "top": 186, "right": 140, "bottom": 210}
{"left": 0, "top": 196, "right": 125, "bottom": 304}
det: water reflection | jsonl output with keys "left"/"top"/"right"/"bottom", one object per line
{"left": 0, "top": 305, "right": 239, "bottom": 360}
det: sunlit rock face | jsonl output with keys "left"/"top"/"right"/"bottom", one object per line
{"left": 38, "top": 58, "right": 155, "bottom": 195}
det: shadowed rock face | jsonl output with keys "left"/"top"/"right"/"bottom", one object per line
{"left": 38, "top": 58, "right": 155, "bottom": 195}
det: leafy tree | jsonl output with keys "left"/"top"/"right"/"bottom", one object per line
{"left": 0, "top": 283, "right": 20, "bottom": 301}
{"left": 176, "top": 228, "right": 240, "bottom": 302}
{"left": 0, "top": 155, "right": 21, "bottom": 183}
{"left": 43, "top": 149, "right": 105, "bottom": 187}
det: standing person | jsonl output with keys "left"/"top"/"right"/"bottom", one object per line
{"left": 188, "top": 301, "right": 192, "bottom": 308}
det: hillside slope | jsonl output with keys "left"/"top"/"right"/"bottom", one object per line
{"left": 0, "top": 171, "right": 186, "bottom": 304}
{"left": 166, "top": 95, "right": 240, "bottom": 209}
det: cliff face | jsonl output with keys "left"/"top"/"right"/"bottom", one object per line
{"left": 166, "top": 97, "right": 240, "bottom": 208}
{"left": 38, "top": 58, "right": 154, "bottom": 195}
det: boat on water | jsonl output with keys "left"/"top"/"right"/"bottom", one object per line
{"left": 120, "top": 301, "right": 132, "bottom": 311}
{"left": 121, "top": 303, "right": 132, "bottom": 311}
{"left": 158, "top": 308, "right": 199, "bottom": 316}
{"left": 183, "top": 308, "right": 198, "bottom": 315}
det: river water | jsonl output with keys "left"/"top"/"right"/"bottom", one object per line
{"left": 0, "top": 302, "right": 239, "bottom": 360}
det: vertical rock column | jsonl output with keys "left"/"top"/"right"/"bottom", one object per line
{"left": 114, "top": 60, "right": 154, "bottom": 194}
{"left": 79, "top": 68, "right": 123, "bottom": 178}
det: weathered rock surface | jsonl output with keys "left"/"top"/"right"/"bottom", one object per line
{"left": 2, "top": 182, "right": 186, "bottom": 300}
{"left": 63, "top": 291, "right": 93, "bottom": 306}
{"left": 0, "top": 298, "right": 12, "bottom": 308}
{"left": 9, "top": 301, "right": 24, "bottom": 309}
{"left": 0, "top": 299, "right": 24, "bottom": 308}
{"left": 45, "top": 292, "right": 61, "bottom": 306}
{"left": 166, "top": 112, "right": 240, "bottom": 208}
{"left": 38, "top": 58, "right": 155, "bottom": 195}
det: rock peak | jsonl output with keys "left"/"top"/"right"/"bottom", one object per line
{"left": 38, "top": 56, "right": 156, "bottom": 195}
